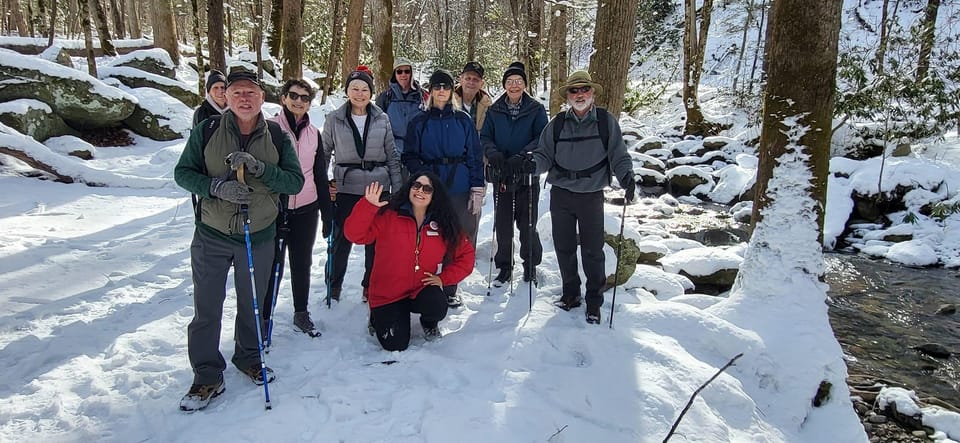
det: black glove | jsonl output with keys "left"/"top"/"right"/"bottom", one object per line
{"left": 487, "top": 151, "right": 505, "bottom": 169}
{"left": 321, "top": 219, "right": 332, "bottom": 238}
{"left": 506, "top": 155, "right": 524, "bottom": 175}
{"left": 621, "top": 173, "right": 637, "bottom": 203}
{"left": 209, "top": 178, "right": 254, "bottom": 204}
{"left": 224, "top": 151, "right": 265, "bottom": 177}
{"left": 520, "top": 152, "right": 537, "bottom": 174}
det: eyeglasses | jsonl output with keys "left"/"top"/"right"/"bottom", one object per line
{"left": 285, "top": 91, "right": 313, "bottom": 102}
{"left": 567, "top": 86, "right": 592, "bottom": 94}
{"left": 411, "top": 181, "right": 434, "bottom": 194}
{"left": 505, "top": 79, "right": 525, "bottom": 86}
{"left": 431, "top": 83, "right": 452, "bottom": 91}
{"left": 395, "top": 68, "right": 412, "bottom": 75}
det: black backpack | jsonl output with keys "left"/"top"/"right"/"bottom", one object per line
{"left": 551, "top": 107, "right": 610, "bottom": 147}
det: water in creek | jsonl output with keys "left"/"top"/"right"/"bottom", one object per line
{"left": 826, "top": 253, "right": 960, "bottom": 404}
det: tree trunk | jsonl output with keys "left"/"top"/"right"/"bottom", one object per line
{"left": 466, "top": 0, "right": 477, "bottom": 61}
{"left": 253, "top": 0, "right": 264, "bottom": 78}
{"left": 746, "top": 0, "right": 767, "bottom": 99}
{"left": 191, "top": 0, "right": 206, "bottom": 95}
{"left": 915, "top": 0, "right": 940, "bottom": 82}
{"left": 752, "top": 0, "right": 842, "bottom": 237}
{"left": 280, "top": 0, "right": 303, "bottom": 79}
{"left": 874, "top": 0, "right": 890, "bottom": 74}
{"left": 208, "top": 0, "right": 226, "bottom": 71}
{"left": 109, "top": 0, "right": 125, "bottom": 38}
{"left": 524, "top": 0, "right": 542, "bottom": 94}
{"left": 268, "top": 0, "right": 283, "bottom": 60}
{"left": 9, "top": 0, "right": 31, "bottom": 36}
{"left": 341, "top": 0, "right": 365, "bottom": 82}
{"left": 152, "top": 0, "right": 180, "bottom": 65}
{"left": 369, "top": 0, "right": 393, "bottom": 91}
{"left": 227, "top": 0, "right": 234, "bottom": 56}
{"left": 90, "top": 0, "right": 117, "bottom": 56}
{"left": 47, "top": 0, "right": 59, "bottom": 47}
{"left": 681, "top": 0, "right": 714, "bottom": 135}
{"left": 126, "top": 0, "right": 141, "bottom": 38}
{"left": 548, "top": 2, "right": 568, "bottom": 115}
{"left": 732, "top": 0, "right": 754, "bottom": 94}
{"left": 588, "top": 0, "right": 640, "bottom": 116}
{"left": 322, "top": 0, "right": 346, "bottom": 104}
{"left": 80, "top": 0, "right": 97, "bottom": 76}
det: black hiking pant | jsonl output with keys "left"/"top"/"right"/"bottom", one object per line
{"left": 493, "top": 183, "right": 542, "bottom": 272}
{"left": 329, "top": 193, "right": 375, "bottom": 293}
{"left": 550, "top": 187, "right": 605, "bottom": 309}
{"left": 370, "top": 286, "right": 448, "bottom": 351}
{"left": 263, "top": 201, "right": 320, "bottom": 322}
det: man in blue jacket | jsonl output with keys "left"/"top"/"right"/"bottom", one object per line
{"left": 375, "top": 57, "right": 426, "bottom": 160}
{"left": 480, "top": 62, "right": 546, "bottom": 287}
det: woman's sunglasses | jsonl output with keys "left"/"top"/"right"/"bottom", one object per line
{"left": 411, "top": 182, "right": 434, "bottom": 194}
{"left": 285, "top": 91, "right": 313, "bottom": 102}
{"left": 395, "top": 68, "right": 412, "bottom": 75}
{"left": 567, "top": 86, "right": 592, "bottom": 94}
{"left": 431, "top": 83, "right": 452, "bottom": 91}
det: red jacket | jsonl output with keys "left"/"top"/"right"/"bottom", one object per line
{"left": 344, "top": 198, "right": 476, "bottom": 308}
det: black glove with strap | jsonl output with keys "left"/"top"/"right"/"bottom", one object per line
{"left": 621, "top": 173, "right": 637, "bottom": 203}
{"left": 520, "top": 152, "right": 537, "bottom": 174}
{"left": 486, "top": 151, "right": 505, "bottom": 169}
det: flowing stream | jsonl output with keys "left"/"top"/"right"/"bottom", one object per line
{"left": 826, "top": 253, "right": 960, "bottom": 404}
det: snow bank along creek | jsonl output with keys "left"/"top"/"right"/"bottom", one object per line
{"left": 632, "top": 198, "right": 960, "bottom": 406}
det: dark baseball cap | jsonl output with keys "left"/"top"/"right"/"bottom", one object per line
{"left": 461, "top": 61, "right": 484, "bottom": 78}
{"left": 226, "top": 70, "right": 263, "bottom": 89}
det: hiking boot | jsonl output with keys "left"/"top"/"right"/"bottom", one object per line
{"left": 362, "top": 287, "right": 369, "bottom": 303}
{"left": 293, "top": 311, "right": 320, "bottom": 337}
{"left": 241, "top": 365, "right": 275, "bottom": 386}
{"left": 330, "top": 287, "right": 342, "bottom": 302}
{"left": 179, "top": 380, "right": 225, "bottom": 412}
{"left": 423, "top": 324, "right": 443, "bottom": 342}
{"left": 447, "top": 291, "right": 463, "bottom": 308}
{"left": 493, "top": 268, "right": 511, "bottom": 288}
{"left": 367, "top": 315, "right": 376, "bottom": 337}
{"left": 586, "top": 304, "right": 601, "bottom": 325}
{"left": 553, "top": 294, "right": 583, "bottom": 311}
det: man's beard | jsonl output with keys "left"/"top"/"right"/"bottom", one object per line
{"left": 569, "top": 97, "right": 593, "bottom": 113}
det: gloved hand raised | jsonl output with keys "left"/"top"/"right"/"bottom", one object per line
{"left": 467, "top": 186, "right": 486, "bottom": 215}
{"left": 621, "top": 173, "right": 637, "bottom": 203}
{"left": 210, "top": 178, "right": 254, "bottom": 204}
{"left": 224, "top": 151, "right": 265, "bottom": 177}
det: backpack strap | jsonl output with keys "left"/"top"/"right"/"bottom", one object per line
{"left": 192, "top": 116, "right": 223, "bottom": 220}
{"left": 265, "top": 119, "right": 289, "bottom": 212}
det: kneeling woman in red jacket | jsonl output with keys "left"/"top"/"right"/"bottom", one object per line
{"left": 344, "top": 171, "right": 476, "bottom": 351}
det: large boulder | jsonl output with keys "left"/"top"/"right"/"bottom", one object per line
{"left": 0, "top": 99, "right": 79, "bottom": 142}
{"left": 0, "top": 49, "right": 137, "bottom": 128}
{"left": 100, "top": 66, "right": 201, "bottom": 107}
{"left": 105, "top": 48, "right": 177, "bottom": 79}
{"left": 659, "top": 247, "right": 743, "bottom": 294}
{"left": 39, "top": 45, "right": 73, "bottom": 68}
{"left": 120, "top": 87, "right": 192, "bottom": 141}
{"left": 665, "top": 165, "right": 714, "bottom": 197}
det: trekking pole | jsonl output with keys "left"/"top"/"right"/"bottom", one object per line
{"left": 241, "top": 204, "right": 273, "bottom": 410}
{"left": 485, "top": 166, "right": 499, "bottom": 296}
{"left": 325, "top": 180, "right": 337, "bottom": 309}
{"left": 264, "top": 231, "right": 286, "bottom": 350}
{"left": 609, "top": 196, "right": 628, "bottom": 329}
{"left": 527, "top": 169, "right": 535, "bottom": 312}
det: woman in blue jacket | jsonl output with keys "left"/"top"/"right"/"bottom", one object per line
{"left": 403, "top": 69, "right": 484, "bottom": 308}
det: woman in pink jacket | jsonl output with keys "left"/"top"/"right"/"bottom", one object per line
{"left": 264, "top": 79, "right": 333, "bottom": 337}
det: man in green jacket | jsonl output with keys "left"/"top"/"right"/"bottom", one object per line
{"left": 174, "top": 71, "right": 305, "bottom": 411}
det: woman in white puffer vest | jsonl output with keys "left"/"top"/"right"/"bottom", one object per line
{"left": 323, "top": 67, "right": 402, "bottom": 303}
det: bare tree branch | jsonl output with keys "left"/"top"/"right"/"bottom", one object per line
{"left": 663, "top": 353, "right": 744, "bottom": 443}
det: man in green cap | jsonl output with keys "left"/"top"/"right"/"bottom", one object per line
{"left": 523, "top": 70, "right": 636, "bottom": 325}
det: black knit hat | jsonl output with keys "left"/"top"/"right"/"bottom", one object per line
{"left": 501, "top": 61, "right": 527, "bottom": 86}
{"left": 206, "top": 70, "right": 226, "bottom": 92}
{"left": 428, "top": 70, "right": 455, "bottom": 89}
{"left": 345, "top": 69, "right": 375, "bottom": 93}
{"left": 461, "top": 61, "right": 484, "bottom": 78}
